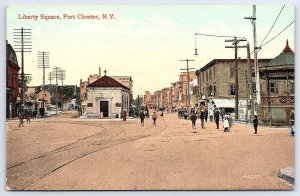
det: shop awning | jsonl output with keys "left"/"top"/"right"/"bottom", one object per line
{"left": 211, "top": 98, "right": 247, "bottom": 108}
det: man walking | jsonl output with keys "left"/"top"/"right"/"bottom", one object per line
{"left": 199, "top": 109, "right": 205, "bottom": 129}
{"left": 190, "top": 112, "right": 197, "bottom": 130}
{"left": 140, "top": 110, "right": 145, "bottom": 126}
{"left": 214, "top": 108, "right": 220, "bottom": 129}
{"left": 152, "top": 111, "right": 158, "bottom": 127}
{"left": 253, "top": 115, "right": 258, "bottom": 134}
{"left": 18, "top": 111, "right": 24, "bottom": 127}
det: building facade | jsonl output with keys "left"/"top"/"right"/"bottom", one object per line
{"left": 6, "top": 41, "right": 20, "bottom": 118}
{"left": 86, "top": 76, "right": 130, "bottom": 118}
{"left": 258, "top": 40, "right": 294, "bottom": 125}
{"left": 195, "top": 58, "right": 271, "bottom": 100}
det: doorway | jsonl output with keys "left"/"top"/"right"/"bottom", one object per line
{"left": 100, "top": 101, "right": 109, "bottom": 117}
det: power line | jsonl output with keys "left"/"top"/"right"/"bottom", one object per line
{"left": 195, "top": 33, "right": 246, "bottom": 39}
{"left": 249, "top": 20, "right": 294, "bottom": 55}
{"left": 259, "top": 5, "right": 285, "bottom": 46}
{"left": 259, "top": 20, "right": 294, "bottom": 48}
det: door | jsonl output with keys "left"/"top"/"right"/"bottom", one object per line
{"left": 100, "top": 101, "right": 109, "bottom": 117}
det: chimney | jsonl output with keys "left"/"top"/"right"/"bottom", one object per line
{"left": 99, "top": 67, "right": 101, "bottom": 77}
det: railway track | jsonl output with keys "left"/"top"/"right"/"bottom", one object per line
{"left": 7, "top": 118, "right": 168, "bottom": 190}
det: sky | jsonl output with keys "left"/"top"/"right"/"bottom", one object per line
{"left": 6, "top": 4, "right": 295, "bottom": 96}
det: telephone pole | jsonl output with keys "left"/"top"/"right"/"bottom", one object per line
{"left": 179, "top": 59, "right": 195, "bottom": 114}
{"left": 50, "top": 67, "right": 65, "bottom": 113}
{"left": 225, "top": 37, "right": 247, "bottom": 120}
{"left": 13, "top": 27, "right": 32, "bottom": 115}
{"left": 60, "top": 70, "right": 66, "bottom": 110}
{"left": 37, "top": 51, "right": 50, "bottom": 113}
{"left": 245, "top": 5, "right": 261, "bottom": 115}
{"left": 247, "top": 42, "right": 254, "bottom": 119}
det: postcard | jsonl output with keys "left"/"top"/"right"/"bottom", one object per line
{"left": 6, "top": 4, "right": 295, "bottom": 190}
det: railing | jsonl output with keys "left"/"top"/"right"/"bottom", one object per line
{"left": 261, "top": 96, "right": 294, "bottom": 105}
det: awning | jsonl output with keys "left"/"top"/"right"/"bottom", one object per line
{"left": 211, "top": 98, "right": 247, "bottom": 108}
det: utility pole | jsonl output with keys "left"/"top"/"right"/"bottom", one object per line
{"left": 50, "top": 66, "right": 63, "bottom": 113}
{"left": 245, "top": 5, "right": 261, "bottom": 115}
{"left": 247, "top": 43, "right": 254, "bottom": 119}
{"left": 245, "top": 70, "right": 249, "bottom": 122}
{"left": 37, "top": 51, "right": 50, "bottom": 115}
{"left": 180, "top": 59, "right": 195, "bottom": 114}
{"left": 170, "top": 83, "right": 174, "bottom": 111}
{"left": 13, "top": 27, "right": 32, "bottom": 115}
{"left": 225, "top": 37, "right": 247, "bottom": 120}
{"left": 48, "top": 72, "right": 53, "bottom": 85}
{"left": 60, "top": 70, "right": 66, "bottom": 111}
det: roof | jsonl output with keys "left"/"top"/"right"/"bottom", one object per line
{"left": 6, "top": 41, "right": 20, "bottom": 68}
{"left": 87, "top": 75, "right": 130, "bottom": 90}
{"left": 268, "top": 40, "right": 294, "bottom": 67}
{"left": 197, "top": 58, "right": 272, "bottom": 73}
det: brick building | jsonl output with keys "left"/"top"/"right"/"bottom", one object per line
{"left": 6, "top": 41, "right": 20, "bottom": 118}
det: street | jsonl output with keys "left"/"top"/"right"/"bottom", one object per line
{"left": 6, "top": 111, "right": 294, "bottom": 190}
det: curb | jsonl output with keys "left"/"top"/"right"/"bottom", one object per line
{"left": 278, "top": 166, "right": 295, "bottom": 185}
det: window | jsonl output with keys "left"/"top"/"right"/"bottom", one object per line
{"left": 202, "top": 72, "right": 204, "bottom": 83}
{"left": 269, "top": 82, "right": 278, "bottom": 94}
{"left": 290, "top": 82, "right": 294, "bottom": 94}
{"left": 87, "top": 103, "right": 93, "bottom": 107}
{"left": 213, "top": 67, "right": 216, "bottom": 79}
{"left": 252, "top": 83, "right": 256, "bottom": 93}
{"left": 209, "top": 69, "right": 212, "bottom": 80}
{"left": 230, "top": 84, "right": 236, "bottom": 95}
{"left": 208, "top": 85, "right": 215, "bottom": 96}
{"left": 230, "top": 66, "right": 234, "bottom": 78}
{"left": 206, "top": 71, "right": 208, "bottom": 82}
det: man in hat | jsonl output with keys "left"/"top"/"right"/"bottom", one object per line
{"left": 253, "top": 115, "right": 258, "bottom": 134}
{"left": 214, "top": 108, "right": 220, "bottom": 129}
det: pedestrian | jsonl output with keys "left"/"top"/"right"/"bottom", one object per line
{"left": 253, "top": 115, "right": 258, "bottom": 134}
{"left": 32, "top": 110, "right": 37, "bottom": 119}
{"left": 223, "top": 117, "right": 230, "bottom": 132}
{"left": 140, "top": 110, "right": 145, "bottom": 126}
{"left": 152, "top": 111, "right": 158, "bottom": 127}
{"left": 204, "top": 107, "right": 208, "bottom": 123}
{"left": 190, "top": 112, "right": 197, "bottom": 129}
{"left": 290, "top": 109, "right": 295, "bottom": 136}
{"left": 199, "top": 109, "right": 205, "bottom": 129}
{"left": 208, "top": 108, "right": 213, "bottom": 122}
{"left": 26, "top": 111, "right": 31, "bottom": 124}
{"left": 214, "top": 108, "right": 220, "bottom": 129}
{"left": 18, "top": 112, "right": 24, "bottom": 127}
{"left": 220, "top": 108, "right": 226, "bottom": 121}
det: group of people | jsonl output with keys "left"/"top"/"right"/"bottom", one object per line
{"left": 189, "top": 106, "right": 231, "bottom": 132}
{"left": 139, "top": 110, "right": 158, "bottom": 127}
{"left": 18, "top": 110, "right": 32, "bottom": 127}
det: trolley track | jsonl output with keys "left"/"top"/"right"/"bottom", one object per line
{"left": 7, "top": 118, "right": 168, "bottom": 190}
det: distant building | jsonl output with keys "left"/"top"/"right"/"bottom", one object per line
{"left": 86, "top": 75, "right": 130, "bottom": 118}
{"left": 26, "top": 86, "right": 51, "bottom": 111}
{"left": 178, "top": 71, "right": 197, "bottom": 109}
{"left": 6, "top": 41, "right": 20, "bottom": 118}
